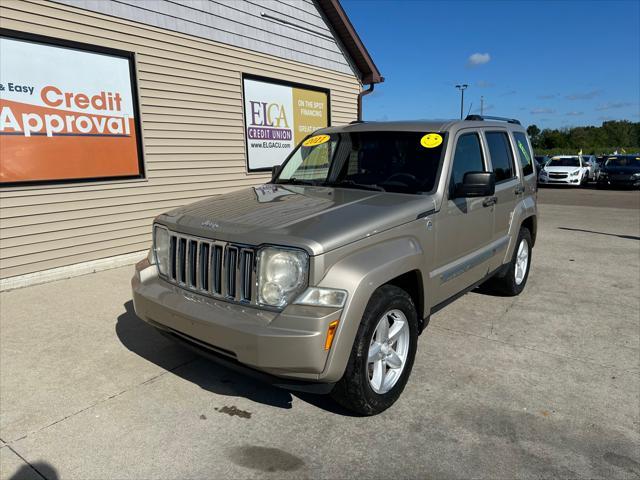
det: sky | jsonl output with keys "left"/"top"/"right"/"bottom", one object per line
{"left": 341, "top": 0, "right": 640, "bottom": 130}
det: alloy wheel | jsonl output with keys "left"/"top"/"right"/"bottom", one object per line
{"left": 367, "top": 309, "right": 410, "bottom": 394}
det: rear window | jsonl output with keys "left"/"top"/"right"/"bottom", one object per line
{"left": 513, "top": 132, "right": 534, "bottom": 176}
{"left": 486, "top": 131, "right": 516, "bottom": 182}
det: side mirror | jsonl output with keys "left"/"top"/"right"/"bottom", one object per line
{"left": 454, "top": 172, "right": 496, "bottom": 198}
{"left": 271, "top": 164, "right": 281, "bottom": 183}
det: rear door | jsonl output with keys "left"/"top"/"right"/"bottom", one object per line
{"left": 432, "top": 130, "right": 494, "bottom": 305}
{"left": 483, "top": 130, "right": 520, "bottom": 271}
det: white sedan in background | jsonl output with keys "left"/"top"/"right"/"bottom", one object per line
{"left": 538, "top": 156, "right": 590, "bottom": 186}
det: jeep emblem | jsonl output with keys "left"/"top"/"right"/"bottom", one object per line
{"left": 201, "top": 220, "right": 220, "bottom": 230}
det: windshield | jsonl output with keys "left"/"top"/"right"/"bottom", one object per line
{"left": 548, "top": 157, "right": 580, "bottom": 167}
{"left": 275, "top": 131, "right": 447, "bottom": 194}
{"left": 605, "top": 156, "right": 640, "bottom": 167}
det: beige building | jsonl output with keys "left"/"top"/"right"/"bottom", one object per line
{"left": 0, "top": 0, "right": 382, "bottom": 289}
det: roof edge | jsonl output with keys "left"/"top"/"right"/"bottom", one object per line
{"left": 315, "top": 0, "right": 384, "bottom": 84}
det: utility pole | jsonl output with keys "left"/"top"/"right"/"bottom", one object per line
{"left": 480, "top": 96, "right": 484, "bottom": 116}
{"left": 455, "top": 84, "right": 468, "bottom": 119}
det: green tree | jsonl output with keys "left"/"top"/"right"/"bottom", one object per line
{"left": 526, "top": 124, "right": 540, "bottom": 138}
{"left": 530, "top": 120, "right": 639, "bottom": 154}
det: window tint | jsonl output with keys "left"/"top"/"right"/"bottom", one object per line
{"left": 513, "top": 132, "right": 534, "bottom": 176}
{"left": 450, "top": 133, "right": 484, "bottom": 190}
{"left": 486, "top": 131, "right": 516, "bottom": 182}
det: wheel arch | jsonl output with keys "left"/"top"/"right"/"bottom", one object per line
{"left": 521, "top": 215, "right": 537, "bottom": 247}
{"left": 316, "top": 237, "right": 426, "bottom": 382}
{"left": 386, "top": 270, "right": 425, "bottom": 332}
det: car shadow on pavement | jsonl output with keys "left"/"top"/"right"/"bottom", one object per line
{"left": 116, "top": 301, "right": 356, "bottom": 416}
{"left": 9, "top": 461, "right": 59, "bottom": 480}
{"left": 558, "top": 226, "right": 640, "bottom": 241}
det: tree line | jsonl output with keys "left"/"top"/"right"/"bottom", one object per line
{"left": 526, "top": 120, "right": 640, "bottom": 155}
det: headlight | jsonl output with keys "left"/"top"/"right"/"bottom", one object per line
{"left": 153, "top": 225, "right": 170, "bottom": 276}
{"left": 570, "top": 170, "right": 580, "bottom": 176}
{"left": 633, "top": 172, "right": 640, "bottom": 178}
{"left": 257, "top": 247, "right": 308, "bottom": 308}
{"left": 540, "top": 170, "right": 548, "bottom": 176}
{"left": 295, "top": 287, "right": 348, "bottom": 308}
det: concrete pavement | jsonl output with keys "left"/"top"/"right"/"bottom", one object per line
{"left": 1, "top": 188, "right": 639, "bottom": 479}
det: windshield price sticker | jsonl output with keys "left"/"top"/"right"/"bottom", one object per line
{"left": 302, "top": 134, "right": 330, "bottom": 147}
{"left": 420, "top": 133, "right": 443, "bottom": 148}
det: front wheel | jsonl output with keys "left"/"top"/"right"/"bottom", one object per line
{"left": 331, "top": 285, "right": 418, "bottom": 415}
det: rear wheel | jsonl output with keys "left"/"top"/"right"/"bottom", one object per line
{"left": 331, "top": 285, "right": 418, "bottom": 416}
{"left": 487, "top": 227, "right": 532, "bottom": 296}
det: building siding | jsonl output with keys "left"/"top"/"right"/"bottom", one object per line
{"left": 0, "top": 0, "right": 361, "bottom": 279}
{"left": 51, "top": 0, "right": 357, "bottom": 76}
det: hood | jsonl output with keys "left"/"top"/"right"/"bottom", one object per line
{"left": 543, "top": 165, "right": 582, "bottom": 173}
{"left": 157, "top": 185, "right": 435, "bottom": 255}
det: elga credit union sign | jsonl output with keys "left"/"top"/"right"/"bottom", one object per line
{"left": 243, "top": 76, "right": 329, "bottom": 171}
{"left": 0, "top": 33, "right": 143, "bottom": 186}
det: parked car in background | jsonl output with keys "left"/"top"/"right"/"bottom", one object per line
{"left": 534, "top": 156, "right": 549, "bottom": 183}
{"left": 581, "top": 155, "right": 598, "bottom": 181}
{"left": 538, "top": 156, "right": 590, "bottom": 186}
{"left": 597, "top": 155, "right": 640, "bottom": 188}
{"left": 534, "top": 155, "right": 549, "bottom": 169}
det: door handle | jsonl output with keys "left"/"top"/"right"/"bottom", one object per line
{"left": 482, "top": 196, "right": 497, "bottom": 207}
{"left": 515, "top": 185, "right": 525, "bottom": 195}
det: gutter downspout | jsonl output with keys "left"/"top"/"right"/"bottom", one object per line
{"left": 357, "top": 83, "right": 374, "bottom": 121}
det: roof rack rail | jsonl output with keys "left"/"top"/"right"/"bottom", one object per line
{"left": 465, "top": 115, "right": 521, "bottom": 125}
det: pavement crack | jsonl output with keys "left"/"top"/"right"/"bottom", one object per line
{"left": 6, "top": 445, "right": 48, "bottom": 480}
{"left": 9, "top": 358, "right": 197, "bottom": 443}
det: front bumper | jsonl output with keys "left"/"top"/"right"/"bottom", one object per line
{"left": 132, "top": 259, "right": 343, "bottom": 385}
{"left": 597, "top": 175, "right": 640, "bottom": 187}
{"left": 539, "top": 176, "right": 581, "bottom": 185}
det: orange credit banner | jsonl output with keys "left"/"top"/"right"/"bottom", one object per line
{"left": 0, "top": 33, "right": 143, "bottom": 186}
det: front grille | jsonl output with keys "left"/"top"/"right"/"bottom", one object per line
{"left": 549, "top": 172, "right": 567, "bottom": 179}
{"left": 163, "top": 231, "right": 256, "bottom": 304}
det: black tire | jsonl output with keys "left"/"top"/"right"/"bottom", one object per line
{"left": 331, "top": 284, "right": 419, "bottom": 416}
{"left": 488, "top": 227, "right": 532, "bottom": 296}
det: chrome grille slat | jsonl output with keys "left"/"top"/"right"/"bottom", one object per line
{"left": 212, "top": 244, "right": 223, "bottom": 295}
{"left": 169, "top": 236, "right": 177, "bottom": 280}
{"left": 226, "top": 246, "right": 238, "bottom": 299}
{"left": 162, "top": 230, "right": 255, "bottom": 305}
{"left": 177, "top": 237, "right": 187, "bottom": 284}
{"left": 240, "top": 249, "right": 254, "bottom": 302}
{"left": 187, "top": 240, "right": 197, "bottom": 288}
{"left": 199, "top": 242, "right": 209, "bottom": 292}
